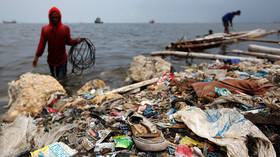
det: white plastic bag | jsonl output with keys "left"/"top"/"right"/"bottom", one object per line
{"left": 170, "top": 106, "right": 276, "bottom": 157}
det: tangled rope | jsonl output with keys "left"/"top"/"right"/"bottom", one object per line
{"left": 68, "top": 38, "right": 96, "bottom": 75}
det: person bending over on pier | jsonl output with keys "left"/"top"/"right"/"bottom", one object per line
{"left": 222, "top": 10, "right": 241, "bottom": 34}
{"left": 32, "top": 7, "right": 83, "bottom": 81}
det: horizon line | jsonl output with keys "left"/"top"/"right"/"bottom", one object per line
{"left": 1, "top": 21, "right": 279, "bottom": 24}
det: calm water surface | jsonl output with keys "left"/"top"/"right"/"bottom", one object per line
{"left": 0, "top": 22, "right": 279, "bottom": 113}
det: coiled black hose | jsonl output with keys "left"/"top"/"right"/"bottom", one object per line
{"left": 68, "top": 38, "right": 96, "bottom": 75}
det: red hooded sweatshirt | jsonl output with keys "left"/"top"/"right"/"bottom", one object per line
{"left": 35, "top": 7, "right": 77, "bottom": 66}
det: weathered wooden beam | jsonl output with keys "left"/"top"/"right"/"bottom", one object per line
{"left": 229, "top": 29, "right": 275, "bottom": 39}
{"left": 248, "top": 44, "right": 280, "bottom": 55}
{"left": 150, "top": 51, "right": 264, "bottom": 62}
{"left": 232, "top": 49, "right": 280, "bottom": 60}
{"left": 239, "top": 38, "right": 280, "bottom": 44}
{"left": 106, "top": 77, "right": 159, "bottom": 94}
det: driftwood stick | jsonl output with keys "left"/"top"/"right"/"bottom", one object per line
{"left": 106, "top": 77, "right": 159, "bottom": 94}
{"left": 239, "top": 38, "right": 280, "bottom": 43}
{"left": 150, "top": 51, "right": 264, "bottom": 62}
{"left": 232, "top": 49, "right": 280, "bottom": 60}
{"left": 248, "top": 44, "right": 280, "bottom": 55}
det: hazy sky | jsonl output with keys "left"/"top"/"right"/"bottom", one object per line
{"left": 1, "top": 0, "right": 280, "bottom": 23}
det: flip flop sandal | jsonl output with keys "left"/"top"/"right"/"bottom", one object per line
{"left": 129, "top": 115, "right": 160, "bottom": 137}
{"left": 127, "top": 112, "right": 168, "bottom": 151}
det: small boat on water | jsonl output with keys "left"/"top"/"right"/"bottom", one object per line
{"left": 95, "top": 17, "right": 103, "bottom": 24}
{"left": 2, "top": 20, "right": 16, "bottom": 24}
{"left": 166, "top": 29, "right": 275, "bottom": 52}
{"left": 149, "top": 20, "right": 155, "bottom": 24}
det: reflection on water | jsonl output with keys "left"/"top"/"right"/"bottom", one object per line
{"left": 220, "top": 44, "right": 228, "bottom": 55}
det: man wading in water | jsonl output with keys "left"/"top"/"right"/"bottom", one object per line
{"left": 32, "top": 7, "right": 83, "bottom": 81}
{"left": 222, "top": 10, "right": 241, "bottom": 34}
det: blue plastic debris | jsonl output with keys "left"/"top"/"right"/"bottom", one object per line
{"left": 142, "top": 105, "right": 158, "bottom": 118}
{"left": 166, "top": 108, "right": 176, "bottom": 115}
{"left": 215, "top": 87, "right": 232, "bottom": 96}
{"left": 223, "top": 59, "right": 241, "bottom": 65}
{"left": 204, "top": 78, "right": 213, "bottom": 82}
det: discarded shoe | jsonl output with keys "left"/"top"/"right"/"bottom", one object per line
{"left": 127, "top": 112, "right": 168, "bottom": 151}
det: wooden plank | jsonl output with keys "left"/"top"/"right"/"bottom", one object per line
{"left": 232, "top": 49, "right": 280, "bottom": 60}
{"left": 106, "top": 77, "right": 159, "bottom": 94}
{"left": 150, "top": 51, "right": 264, "bottom": 62}
{"left": 248, "top": 44, "right": 280, "bottom": 55}
{"left": 228, "top": 29, "right": 275, "bottom": 39}
{"left": 239, "top": 38, "right": 280, "bottom": 43}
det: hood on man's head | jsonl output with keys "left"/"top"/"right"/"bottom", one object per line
{"left": 48, "top": 7, "right": 62, "bottom": 25}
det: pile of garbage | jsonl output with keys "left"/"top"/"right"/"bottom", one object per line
{"left": 0, "top": 56, "right": 280, "bottom": 157}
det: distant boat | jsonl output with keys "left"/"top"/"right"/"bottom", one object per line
{"left": 95, "top": 17, "right": 103, "bottom": 24}
{"left": 3, "top": 20, "right": 16, "bottom": 24}
{"left": 149, "top": 20, "right": 155, "bottom": 24}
